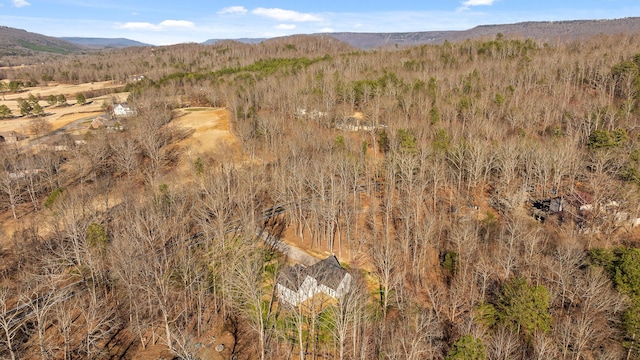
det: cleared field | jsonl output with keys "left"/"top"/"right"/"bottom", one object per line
{"left": 172, "top": 107, "right": 245, "bottom": 166}
{"left": 1, "top": 80, "right": 122, "bottom": 101}
{"left": 0, "top": 84, "right": 128, "bottom": 135}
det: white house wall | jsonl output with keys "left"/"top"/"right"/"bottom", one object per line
{"left": 318, "top": 285, "right": 337, "bottom": 298}
{"left": 336, "top": 273, "right": 352, "bottom": 298}
{"left": 278, "top": 272, "right": 352, "bottom": 307}
{"left": 300, "top": 277, "right": 318, "bottom": 303}
{"left": 277, "top": 284, "right": 302, "bottom": 307}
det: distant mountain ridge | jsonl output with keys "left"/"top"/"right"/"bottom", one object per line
{"left": 0, "top": 26, "right": 83, "bottom": 57}
{"left": 203, "top": 17, "right": 640, "bottom": 49}
{"left": 3, "top": 16, "right": 640, "bottom": 59}
{"left": 202, "top": 38, "right": 267, "bottom": 45}
{"left": 60, "top": 37, "right": 151, "bottom": 49}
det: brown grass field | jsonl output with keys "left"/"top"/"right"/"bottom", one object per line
{"left": 0, "top": 81, "right": 127, "bottom": 134}
{"left": 170, "top": 107, "right": 247, "bottom": 176}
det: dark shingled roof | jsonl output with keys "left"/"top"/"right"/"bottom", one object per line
{"left": 278, "top": 264, "right": 308, "bottom": 291}
{"left": 278, "top": 255, "right": 348, "bottom": 292}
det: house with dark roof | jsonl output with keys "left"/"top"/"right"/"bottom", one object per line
{"left": 0, "top": 131, "right": 22, "bottom": 144}
{"left": 91, "top": 114, "right": 124, "bottom": 131}
{"left": 277, "top": 255, "right": 352, "bottom": 308}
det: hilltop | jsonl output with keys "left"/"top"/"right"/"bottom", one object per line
{"left": 326, "top": 17, "right": 640, "bottom": 48}
{"left": 202, "top": 38, "right": 267, "bottom": 45}
{"left": 60, "top": 37, "right": 151, "bottom": 49}
{"left": 3, "top": 16, "right": 640, "bottom": 59}
{"left": 199, "top": 16, "right": 640, "bottom": 49}
{"left": 0, "top": 26, "right": 84, "bottom": 57}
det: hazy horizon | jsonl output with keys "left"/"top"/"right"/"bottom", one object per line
{"left": 1, "top": 0, "right": 639, "bottom": 45}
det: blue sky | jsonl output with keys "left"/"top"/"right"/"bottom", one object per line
{"left": 1, "top": 0, "right": 639, "bottom": 45}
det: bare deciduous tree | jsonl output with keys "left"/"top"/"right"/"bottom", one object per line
{"left": 0, "top": 286, "right": 22, "bottom": 360}
{"left": 225, "top": 246, "right": 277, "bottom": 360}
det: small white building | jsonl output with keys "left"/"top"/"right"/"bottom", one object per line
{"left": 277, "top": 255, "right": 352, "bottom": 308}
{"left": 8, "top": 168, "right": 44, "bottom": 180}
{"left": 295, "top": 108, "right": 327, "bottom": 120}
{"left": 113, "top": 103, "right": 135, "bottom": 117}
{"left": 335, "top": 112, "right": 387, "bottom": 132}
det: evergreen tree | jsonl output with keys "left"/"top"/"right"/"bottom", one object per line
{"left": 591, "top": 247, "right": 640, "bottom": 353}
{"left": 47, "top": 94, "right": 57, "bottom": 106}
{"left": 0, "top": 104, "right": 12, "bottom": 118}
{"left": 17, "top": 98, "right": 33, "bottom": 116}
{"left": 76, "top": 92, "right": 86, "bottom": 105}
{"left": 446, "top": 335, "right": 486, "bottom": 360}
{"left": 497, "top": 277, "right": 552, "bottom": 336}
{"left": 31, "top": 102, "right": 44, "bottom": 116}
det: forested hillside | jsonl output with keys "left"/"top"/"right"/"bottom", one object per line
{"left": 2, "top": 31, "right": 640, "bottom": 359}
{"left": 326, "top": 17, "right": 640, "bottom": 49}
{"left": 0, "top": 26, "right": 84, "bottom": 59}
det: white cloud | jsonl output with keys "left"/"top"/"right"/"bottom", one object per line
{"left": 319, "top": 27, "right": 334, "bottom": 33}
{"left": 463, "top": 0, "right": 496, "bottom": 6}
{"left": 276, "top": 24, "right": 296, "bottom": 30}
{"left": 252, "top": 7, "right": 322, "bottom": 22}
{"left": 115, "top": 20, "right": 194, "bottom": 31}
{"left": 116, "top": 22, "right": 161, "bottom": 31}
{"left": 218, "top": 6, "right": 247, "bottom": 15}
{"left": 12, "top": 0, "right": 30, "bottom": 7}
{"left": 460, "top": 0, "right": 496, "bottom": 10}
{"left": 159, "top": 20, "right": 195, "bottom": 28}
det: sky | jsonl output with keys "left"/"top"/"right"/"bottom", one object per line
{"left": 1, "top": 0, "right": 639, "bottom": 45}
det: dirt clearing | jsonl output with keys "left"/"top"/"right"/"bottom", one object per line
{"left": 171, "top": 107, "right": 247, "bottom": 173}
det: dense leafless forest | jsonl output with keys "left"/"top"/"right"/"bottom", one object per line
{"left": 3, "top": 31, "right": 640, "bottom": 359}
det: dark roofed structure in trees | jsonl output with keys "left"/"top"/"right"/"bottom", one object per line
{"left": 91, "top": 114, "right": 125, "bottom": 131}
{"left": 277, "top": 255, "right": 352, "bottom": 308}
{"left": 0, "top": 131, "right": 22, "bottom": 144}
